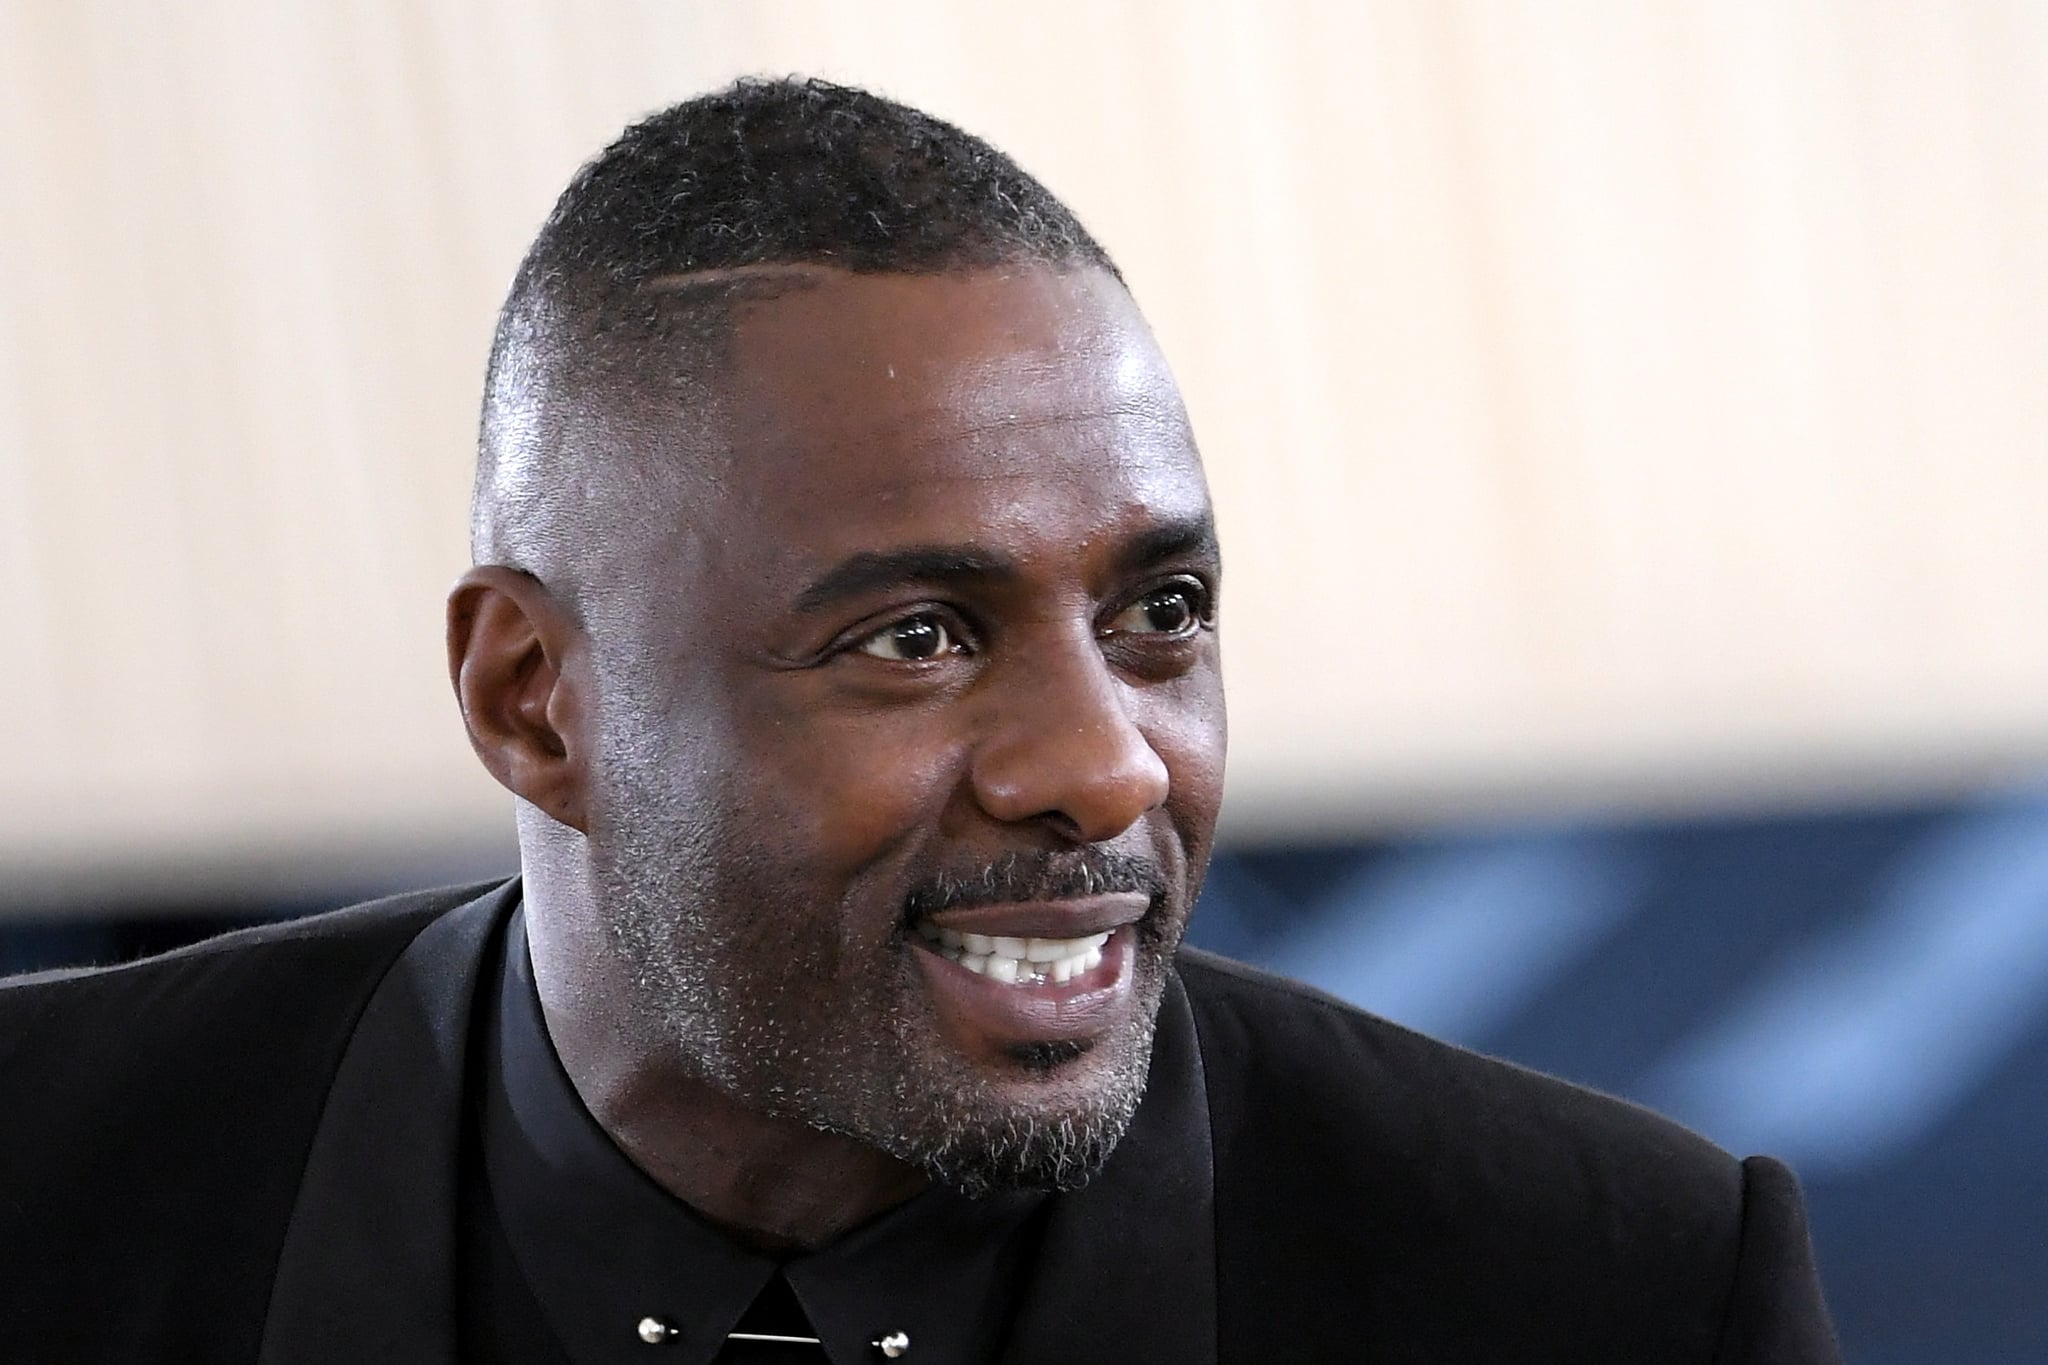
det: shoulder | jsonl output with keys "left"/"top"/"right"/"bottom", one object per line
{"left": 0, "top": 879, "right": 502, "bottom": 1020}
{"left": 0, "top": 879, "right": 514, "bottom": 1352}
{"left": 1178, "top": 946, "right": 1724, "bottom": 1175}
{"left": 0, "top": 878, "right": 515, "bottom": 1352}
{"left": 0, "top": 878, "right": 509, "bottom": 1110}
{"left": 0, "top": 874, "right": 510, "bottom": 1106}
{"left": 1176, "top": 948, "right": 1752, "bottom": 1361}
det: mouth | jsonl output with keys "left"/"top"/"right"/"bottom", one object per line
{"left": 915, "top": 922, "right": 1110, "bottom": 985}
{"left": 905, "top": 893, "right": 1150, "bottom": 1052}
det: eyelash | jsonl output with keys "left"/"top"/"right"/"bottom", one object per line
{"left": 842, "top": 575, "right": 1215, "bottom": 664}
{"left": 851, "top": 608, "right": 976, "bottom": 663}
{"left": 1102, "top": 576, "right": 1214, "bottom": 639}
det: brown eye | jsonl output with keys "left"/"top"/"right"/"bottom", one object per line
{"left": 1106, "top": 581, "right": 1209, "bottom": 638}
{"left": 856, "top": 613, "right": 957, "bottom": 661}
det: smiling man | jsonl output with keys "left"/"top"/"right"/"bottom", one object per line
{"left": 0, "top": 79, "right": 1839, "bottom": 1363}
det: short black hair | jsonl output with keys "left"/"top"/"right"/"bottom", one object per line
{"left": 473, "top": 77, "right": 1121, "bottom": 587}
{"left": 531, "top": 76, "right": 1117, "bottom": 285}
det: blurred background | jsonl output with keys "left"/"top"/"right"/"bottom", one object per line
{"left": 3, "top": 2, "right": 2043, "bottom": 1358}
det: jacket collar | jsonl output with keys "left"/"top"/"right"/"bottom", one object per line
{"left": 255, "top": 879, "right": 1217, "bottom": 1365}
{"left": 256, "top": 878, "right": 515, "bottom": 1365}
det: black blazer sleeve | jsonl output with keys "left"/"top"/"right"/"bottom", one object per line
{"left": 1181, "top": 950, "right": 1846, "bottom": 1363}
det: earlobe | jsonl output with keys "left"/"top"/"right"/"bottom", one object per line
{"left": 446, "top": 566, "right": 590, "bottom": 833}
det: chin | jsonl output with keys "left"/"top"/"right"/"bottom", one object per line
{"left": 907, "top": 1094, "right": 1140, "bottom": 1198}
{"left": 867, "top": 1013, "right": 1159, "bottom": 1199}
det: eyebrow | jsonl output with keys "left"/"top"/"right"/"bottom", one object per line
{"left": 792, "top": 546, "right": 1020, "bottom": 614}
{"left": 1115, "top": 515, "right": 1220, "bottom": 576}
{"left": 789, "top": 513, "right": 1220, "bottom": 616}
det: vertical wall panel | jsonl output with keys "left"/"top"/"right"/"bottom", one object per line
{"left": 2, "top": 0, "right": 2045, "bottom": 893}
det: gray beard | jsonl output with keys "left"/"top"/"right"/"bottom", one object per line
{"left": 583, "top": 703, "right": 1165, "bottom": 1197}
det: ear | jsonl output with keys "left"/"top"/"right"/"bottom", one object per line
{"left": 447, "top": 565, "right": 590, "bottom": 833}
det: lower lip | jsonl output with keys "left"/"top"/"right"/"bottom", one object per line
{"left": 909, "top": 925, "right": 1137, "bottom": 1046}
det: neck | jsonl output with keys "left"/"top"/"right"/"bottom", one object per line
{"left": 615, "top": 1060, "right": 926, "bottom": 1252}
{"left": 541, "top": 999, "right": 929, "bottom": 1252}
{"left": 516, "top": 825, "right": 929, "bottom": 1251}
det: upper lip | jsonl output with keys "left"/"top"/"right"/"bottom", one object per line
{"left": 917, "top": 892, "right": 1150, "bottom": 940}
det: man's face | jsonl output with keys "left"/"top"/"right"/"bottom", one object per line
{"left": 579, "top": 265, "right": 1224, "bottom": 1194}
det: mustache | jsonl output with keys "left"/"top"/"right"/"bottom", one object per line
{"left": 902, "top": 848, "right": 1169, "bottom": 922}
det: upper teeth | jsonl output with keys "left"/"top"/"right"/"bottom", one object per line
{"left": 920, "top": 924, "right": 1110, "bottom": 985}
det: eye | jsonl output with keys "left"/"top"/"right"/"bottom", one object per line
{"left": 855, "top": 612, "right": 964, "bottom": 662}
{"left": 1105, "top": 580, "right": 1211, "bottom": 638}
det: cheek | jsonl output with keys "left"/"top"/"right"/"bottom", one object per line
{"left": 1145, "top": 670, "right": 1228, "bottom": 820}
{"left": 737, "top": 701, "right": 970, "bottom": 872}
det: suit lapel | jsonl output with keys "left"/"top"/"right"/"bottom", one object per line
{"left": 256, "top": 880, "right": 517, "bottom": 1365}
{"left": 1000, "top": 970, "right": 1219, "bottom": 1364}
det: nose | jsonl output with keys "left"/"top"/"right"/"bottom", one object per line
{"left": 968, "top": 633, "right": 1171, "bottom": 843}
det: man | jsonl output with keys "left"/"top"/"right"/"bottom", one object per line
{"left": 0, "top": 78, "right": 1840, "bottom": 1362}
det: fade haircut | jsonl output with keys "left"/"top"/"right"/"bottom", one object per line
{"left": 472, "top": 76, "right": 1121, "bottom": 619}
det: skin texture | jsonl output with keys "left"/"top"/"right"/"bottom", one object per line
{"left": 448, "top": 265, "right": 1225, "bottom": 1250}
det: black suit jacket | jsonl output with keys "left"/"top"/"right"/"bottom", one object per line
{"left": 0, "top": 880, "right": 1840, "bottom": 1362}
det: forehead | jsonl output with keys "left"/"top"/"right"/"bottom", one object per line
{"left": 702, "top": 266, "right": 1207, "bottom": 569}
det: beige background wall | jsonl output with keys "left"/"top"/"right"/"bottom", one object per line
{"left": 3, "top": 1, "right": 2046, "bottom": 900}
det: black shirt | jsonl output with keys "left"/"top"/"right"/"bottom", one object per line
{"left": 458, "top": 908, "right": 1048, "bottom": 1364}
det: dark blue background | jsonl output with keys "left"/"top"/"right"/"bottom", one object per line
{"left": 10, "top": 785, "right": 2045, "bottom": 1361}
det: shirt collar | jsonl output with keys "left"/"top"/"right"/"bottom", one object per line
{"left": 483, "top": 906, "right": 1046, "bottom": 1364}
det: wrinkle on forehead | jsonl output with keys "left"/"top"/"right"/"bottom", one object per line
{"left": 714, "top": 271, "right": 1192, "bottom": 483}
{"left": 914, "top": 352, "right": 1186, "bottom": 435}
{"left": 851, "top": 396, "right": 1194, "bottom": 473}
{"left": 608, "top": 268, "right": 1206, "bottom": 602}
